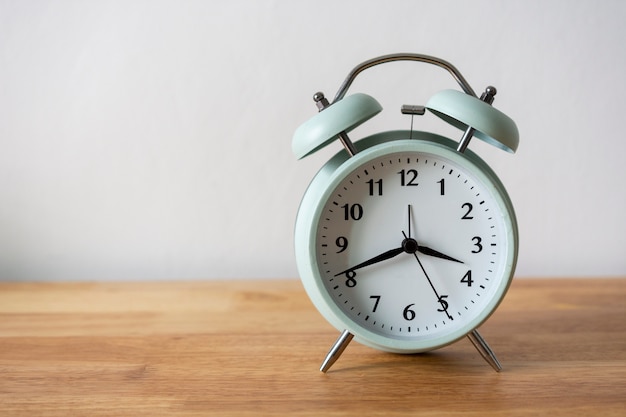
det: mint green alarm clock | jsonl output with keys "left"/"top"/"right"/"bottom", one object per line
{"left": 292, "top": 54, "right": 519, "bottom": 373}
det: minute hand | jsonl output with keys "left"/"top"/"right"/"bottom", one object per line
{"left": 334, "top": 246, "right": 404, "bottom": 277}
{"left": 417, "top": 245, "right": 464, "bottom": 264}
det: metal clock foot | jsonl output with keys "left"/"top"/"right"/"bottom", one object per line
{"left": 320, "top": 329, "right": 354, "bottom": 372}
{"left": 467, "top": 329, "right": 502, "bottom": 372}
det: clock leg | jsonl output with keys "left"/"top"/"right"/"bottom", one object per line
{"left": 467, "top": 329, "right": 502, "bottom": 372}
{"left": 320, "top": 329, "right": 354, "bottom": 373}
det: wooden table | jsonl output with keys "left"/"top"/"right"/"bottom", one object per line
{"left": 0, "top": 278, "right": 624, "bottom": 416}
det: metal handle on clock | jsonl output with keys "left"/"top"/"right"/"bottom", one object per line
{"left": 332, "top": 53, "right": 477, "bottom": 104}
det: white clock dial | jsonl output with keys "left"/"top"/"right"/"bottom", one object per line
{"left": 311, "top": 140, "right": 516, "bottom": 352}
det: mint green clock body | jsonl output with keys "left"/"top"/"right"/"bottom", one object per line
{"left": 295, "top": 130, "right": 517, "bottom": 353}
{"left": 292, "top": 54, "right": 519, "bottom": 372}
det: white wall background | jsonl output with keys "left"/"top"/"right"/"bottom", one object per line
{"left": 1, "top": 0, "right": 625, "bottom": 281}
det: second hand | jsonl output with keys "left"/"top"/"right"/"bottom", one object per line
{"left": 403, "top": 230, "right": 453, "bottom": 321}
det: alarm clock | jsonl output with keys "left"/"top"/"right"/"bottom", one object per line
{"left": 292, "top": 53, "right": 519, "bottom": 372}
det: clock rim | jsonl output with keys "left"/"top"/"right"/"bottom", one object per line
{"left": 294, "top": 130, "right": 518, "bottom": 353}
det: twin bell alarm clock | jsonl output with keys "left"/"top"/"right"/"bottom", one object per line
{"left": 291, "top": 53, "right": 519, "bottom": 372}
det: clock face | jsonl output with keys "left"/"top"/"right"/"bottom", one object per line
{"left": 310, "top": 141, "right": 516, "bottom": 352}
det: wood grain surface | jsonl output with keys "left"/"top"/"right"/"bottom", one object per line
{"left": 0, "top": 278, "right": 624, "bottom": 416}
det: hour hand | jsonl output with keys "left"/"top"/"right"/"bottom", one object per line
{"left": 334, "top": 246, "right": 404, "bottom": 277}
{"left": 417, "top": 245, "right": 464, "bottom": 264}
